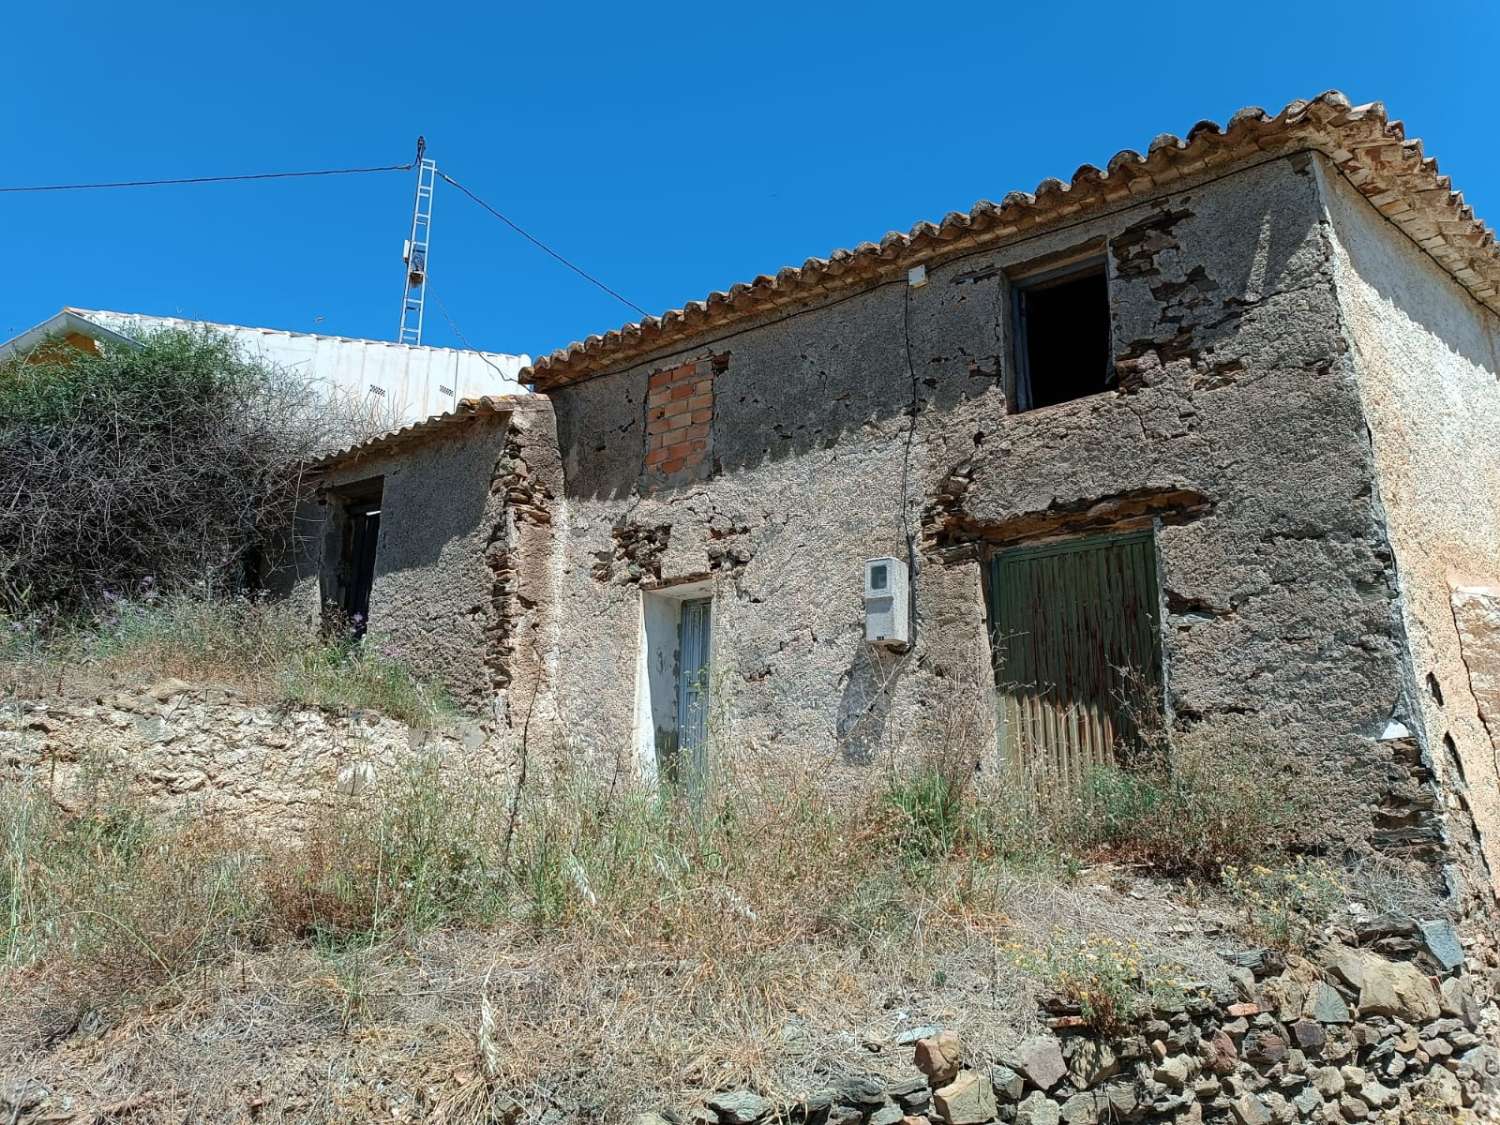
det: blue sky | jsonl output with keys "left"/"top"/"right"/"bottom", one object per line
{"left": 3, "top": 2, "right": 1496, "bottom": 361}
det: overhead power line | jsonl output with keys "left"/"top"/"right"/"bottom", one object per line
{"left": 1, "top": 148, "right": 652, "bottom": 329}
{"left": 0, "top": 162, "right": 412, "bottom": 194}
{"left": 438, "top": 170, "right": 649, "bottom": 317}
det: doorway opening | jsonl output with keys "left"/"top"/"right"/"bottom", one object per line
{"left": 330, "top": 478, "right": 383, "bottom": 637}
{"left": 637, "top": 582, "right": 715, "bottom": 789}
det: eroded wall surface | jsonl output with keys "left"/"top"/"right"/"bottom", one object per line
{"left": 1322, "top": 160, "right": 1500, "bottom": 893}
{"left": 279, "top": 404, "right": 561, "bottom": 713}
{"left": 0, "top": 680, "right": 487, "bottom": 835}
{"left": 546, "top": 156, "right": 1427, "bottom": 857}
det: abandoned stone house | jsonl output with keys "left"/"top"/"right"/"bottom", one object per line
{"left": 283, "top": 93, "right": 1500, "bottom": 901}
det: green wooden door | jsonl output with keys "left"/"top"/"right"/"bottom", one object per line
{"left": 985, "top": 532, "right": 1163, "bottom": 785}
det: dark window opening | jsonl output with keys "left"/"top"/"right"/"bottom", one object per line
{"left": 334, "top": 478, "right": 383, "bottom": 637}
{"left": 1012, "top": 258, "right": 1113, "bottom": 411}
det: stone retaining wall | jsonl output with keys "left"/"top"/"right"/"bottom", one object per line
{"left": 0, "top": 680, "right": 484, "bottom": 833}
{"left": 654, "top": 929, "right": 1500, "bottom": 1125}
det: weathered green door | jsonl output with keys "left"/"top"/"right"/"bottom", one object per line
{"left": 984, "top": 531, "right": 1163, "bottom": 784}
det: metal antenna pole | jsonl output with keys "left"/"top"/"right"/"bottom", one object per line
{"left": 398, "top": 137, "right": 435, "bottom": 345}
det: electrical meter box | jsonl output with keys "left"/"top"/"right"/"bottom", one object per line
{"left": 863, "top": 556, "right": 910, "bottom": 648}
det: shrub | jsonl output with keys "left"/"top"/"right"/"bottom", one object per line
{"left": 1005, "top": 931, "right": 1186, "bottom": 1033}
{"left": 1061, "top": 730, "right": 1302, "bottom": 877}
{"left": 0, "top": 328, "right": 346, "bottom": 611}
{"left": 1222, "top": 858, "right": 1344, "bottom": 952}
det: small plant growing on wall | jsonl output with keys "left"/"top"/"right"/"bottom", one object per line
{"left": 1004, "top": 930, "right": 1188, "bottom": 1034}
{"left": 1222, "top": 858, "right": 1345, "bottom": 953}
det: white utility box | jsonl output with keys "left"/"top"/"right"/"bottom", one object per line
{"left": 863, "top": 556, "right": 910, "bottom": 648}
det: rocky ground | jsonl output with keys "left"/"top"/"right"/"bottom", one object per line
{"left": 3, "top": 682, "right": 1498, "bottom": 1122}
{"left": 657, "top": 917, "right": 1500, "bottom": 1125}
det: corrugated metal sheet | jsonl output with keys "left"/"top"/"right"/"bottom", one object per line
{"left": 985, "top": 532, "right": 1163, "bottom": 784}
{"left": 69, "top": 309, "right": 529, "bottom": 426}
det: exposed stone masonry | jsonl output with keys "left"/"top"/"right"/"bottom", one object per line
{"left": 0, "top": 681, "right": 480, "bottom": 834}
{"left": 649, "top": 926, "right": 1500, "bottom": 1125}
{"left": 594, "top": 519, "right": 672, "bottom": 584}
{"left": 484, "top": 415, "right": 555, "bottom": 693}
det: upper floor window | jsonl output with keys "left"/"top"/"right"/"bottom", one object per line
{"left": 1011, "top": 252, "right": 1113, "bottom": 411}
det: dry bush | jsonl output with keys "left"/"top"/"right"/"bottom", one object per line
{"left": 965, "top": 720, "right": 1306, "bottom": 879}
{"left": 1066, "top": 724, "right": 1305, "bottom": 876}
{"left": 0, "top": 328, "right": 352, "bottom": 612}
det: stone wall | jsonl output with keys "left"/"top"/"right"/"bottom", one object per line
{"left": 276, "top": 401, "right": 562, "bottom": 716}
{"left": 650, "top": 929, "right": 1500, "bottom": 1124}
{"left": 0, "top": 680, "right": 483, "bottom": 834}
{"left": 1320, "top": 159, "right": 1500, "bottom": 900}
{"left": 544, "top": 153, "right": 1425, "bottom": 859}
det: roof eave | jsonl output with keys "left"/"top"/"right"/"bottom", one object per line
{"left": 524, "top": 91, "right": 1500, "bottom": 390}
{"left": 307, "top": 393, "right": 536, "bottom": 472}
{"left": 0, "top": 309, "right": 145, "bottom": 364}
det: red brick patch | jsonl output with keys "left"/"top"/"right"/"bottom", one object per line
{"left": 642, "top": 354, "right": 724, "bottom": 482}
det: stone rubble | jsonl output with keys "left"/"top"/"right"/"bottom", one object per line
{"left": 668, "top": 927, "right": 1499, "bottom": 1125}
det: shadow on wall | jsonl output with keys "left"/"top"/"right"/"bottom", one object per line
{"left": 1327, "top": 168, "right": 1500, "bottom": 378}
{"left": 835, "top": 643, "right": 909, "bottom": 765}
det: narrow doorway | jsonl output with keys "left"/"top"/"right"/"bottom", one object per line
{"left": 638, "top": 585, "right": 715, "bottom": 789}
{"left": 333, "top": 478, "right": 383, "bottom": 637}
{"left": 983, "top": 530, "right": 1163, "bottom": 784}
{"left": 676, "top": 597, "right": 713, "bottom": 778}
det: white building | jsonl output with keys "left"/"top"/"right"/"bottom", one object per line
{"left": 0, "top": 307, "right": 530, "bottom": 428}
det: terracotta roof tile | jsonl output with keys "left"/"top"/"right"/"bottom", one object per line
{"left": 309, "top": 394, "right": 533, "bottom": 469}
{"left": 524, "top": 92, "right": 1500, "bottom": 390}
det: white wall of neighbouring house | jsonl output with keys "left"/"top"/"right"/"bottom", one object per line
{"left": 75, "top": 309, "right": 530, "bottom": 426}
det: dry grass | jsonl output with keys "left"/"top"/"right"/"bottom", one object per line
{"left": 0, "top": 724, "right": 1300, "bottom": 1123}
{"left": 1, "top": 593, "right": 452, "bottom": 726}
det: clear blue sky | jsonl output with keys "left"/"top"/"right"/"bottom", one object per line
{"left": 4, "top": 2, "right": 1496, "bottom": 361}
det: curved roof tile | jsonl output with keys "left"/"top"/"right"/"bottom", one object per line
{"left": 525, "top": 92, "right": 1500, "bottom": 389}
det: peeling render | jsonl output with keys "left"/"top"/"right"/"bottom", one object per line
{"left": 278, "top": 144, "right": 1500, "bottom": 897}
{"left": 541, "top": 154, "right": 1440, "bottom": 868}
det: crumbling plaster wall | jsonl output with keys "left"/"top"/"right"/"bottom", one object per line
{"left": 546, "top": 154, "right": 1426, "bottom": 856}
{"left": 1320, "top": 158, "right": 1500, "bottom": 895}
{"left": 279, "top": 404, "right": 561, "bottom": 716}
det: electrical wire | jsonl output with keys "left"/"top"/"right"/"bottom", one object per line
{"left": 430, "top": 288, "right": 519, "bottom": 390}
{"left": 438, "top": 170, "right": 649, "bottom": 318}
{"left": 0, "top": 162, "right": 413, "bottom": 194}
{"left": 899, "top": 280, "right": 922, "bottom": 641}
